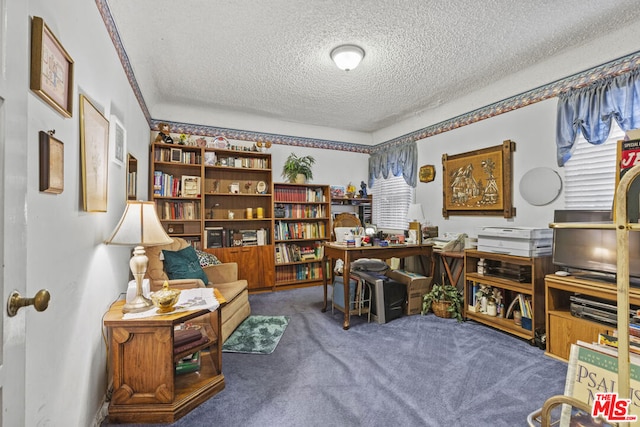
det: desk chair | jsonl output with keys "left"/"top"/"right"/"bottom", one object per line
{"left": 332, "top": 212, "right": 362, "bottom": 241}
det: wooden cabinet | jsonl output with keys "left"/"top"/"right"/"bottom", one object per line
{"left": 207, "top": 245, "right": 274, "bottom": 292}
{"left": 464, "top": 250, "right": 553, "bottom": 341}
{"left": 103, "top": 299, "right": 224, "bottom": 424}
{"left": 274, "top": 183, "right": 330, "bottom": 290}
{"left": 545, "top": 275, "right": 640, "bottom": 361}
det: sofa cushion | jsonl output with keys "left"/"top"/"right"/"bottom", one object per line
{"left": 196, "top": 249, "right": 221, "bottom": 267}
{"left": 162, "top": 246, "right": 209, "bottom": 285}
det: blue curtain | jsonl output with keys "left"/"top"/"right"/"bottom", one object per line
{"left": 556, "top": 68, "right": 640, "bottom": 166}
{"left": 368, "top": 141, "right": 418, "bottom": 187}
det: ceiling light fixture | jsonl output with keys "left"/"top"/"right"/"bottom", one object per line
{"left": 330, "top": 45, "right": 365, "bottom": 71}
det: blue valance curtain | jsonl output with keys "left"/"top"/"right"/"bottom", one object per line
{"left": 556, "top": 68, "right": 640, "bottom": 166}
{"left": 368, "top": 141, "right": 418, "bottom": 187}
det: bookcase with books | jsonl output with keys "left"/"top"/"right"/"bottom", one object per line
{"left": 464, "top": 249, "right": 553, "bottom": 342}
{"left": 150, "top": 142, "right": 204, "bottom": 248}
{"left": 273, "top": 183, "right": 330, "bottom": 290}
{"left": 200, "top": 148, "right": 274, "bottom": 292}
{"left": 150, "top": 140, "right": 274, "bottom": 291}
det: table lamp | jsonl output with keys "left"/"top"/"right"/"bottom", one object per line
{"left": 406, "top": 203, "right": 425, "bottom": 244}
{"left": 105, "top": 201, "right": 173, "bottom": 313}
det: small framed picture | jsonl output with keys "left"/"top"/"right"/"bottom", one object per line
{"left": 181, "top": 175, "right": 201, "bottom": 198}
{"left": 170, "top": 148, "right": 182, "bottom": 162}
{"left": 39, "top": 130, "right": 64, "bottom": 194}
{"left": 229, "top": 182, "right": 240, "bottom": 194}
{"left": 30, "top": 17, "right": 74, "bottom": 118}
{"left": 110, "top": 115, "right": 126, "bottom": 167}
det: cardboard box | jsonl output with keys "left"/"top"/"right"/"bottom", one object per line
{"left": 386, "top": 269, "right": 432, "bottom": 315}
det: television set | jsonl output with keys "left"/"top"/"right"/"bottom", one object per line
{"left": 552, "top": 209, "right": 640, "bottom": 286}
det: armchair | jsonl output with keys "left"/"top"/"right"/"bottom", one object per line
{"left": 145, "top": 237, "right": 250, "bottom": 342}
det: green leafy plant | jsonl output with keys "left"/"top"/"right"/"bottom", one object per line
{"left": 421, "top": 281, "right": 464, "bottom": 322}
{"left": 282, "top": 153, "right": 315, "bottom": 183}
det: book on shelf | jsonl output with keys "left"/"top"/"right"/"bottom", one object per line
{"left": 175, "top": 351, "right": 201, "bottom": 375}
{"left": 174, "top": 328, "right": 203, "bottom": 347}
{"left": 204, "top": 227, "right": 224, "bottom": 248}
{"left": 560, "top": 341, "right": 639, "bottom": 427}
{"left": 597, "top": 332, "right": 640, "bottom": 355}
{"left": 174, "top": 333, "right": 210, "bottom": 355}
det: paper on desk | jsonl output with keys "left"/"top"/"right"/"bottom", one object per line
{"left": 122, "top": 288, "right": 220, "bottom": 320}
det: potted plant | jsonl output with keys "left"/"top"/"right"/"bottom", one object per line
{"left": 282, "top": 153, "right": 315, "bottom": 183}
{"left": 421, "top": 279, "right": 463, "bottom": 322}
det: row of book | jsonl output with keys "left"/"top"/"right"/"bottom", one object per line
{"left": 273, "top": 203, "right": 327, "bottom": 219}
{"left": 158, "top": 200, "right": 201, "bottom": 220}
{"left": 274, "top": 187, "right": 326, "bottom": 202}
{"left": 275, "top": 242, "right": 323, "bottom": 264}
{"left": 216, "top": 155, "right": 269, "bottom": 169}
{"left": 174, "top": 327, "right": 209, "bottom": 375}
{"left": 274, "top": 221, "right": 326, "bottom": 240}
{"left": 204, "top": 227, "right": 269, "bottom": 248}
{"left": 153, "top": 172, "right": 202, "bottom": 198}
{"left": 154, "top": 146, "right": 202, "bottom": 165}
{"left": 275, "top": 263, "right": 324, "bottom": 283}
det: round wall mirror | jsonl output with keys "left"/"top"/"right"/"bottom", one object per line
{"left": 519, "top": 167, "right": 562, "bottom": 206}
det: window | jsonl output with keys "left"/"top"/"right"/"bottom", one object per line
{"left": 371, "top": 174, "right": 414, "bottom": 230}
{"left": 563, "top": 121, "right": 625, "bottom": 209}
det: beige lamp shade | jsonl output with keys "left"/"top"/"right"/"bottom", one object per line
{"left": 105, "top": 201, "right": 172, "bottom": 246}
{"left": 406, "top": 203, "right": 425, "bottom": 222}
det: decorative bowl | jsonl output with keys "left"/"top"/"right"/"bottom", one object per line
{"left": 151, "top": 281, "right": 181, "bottom": 313}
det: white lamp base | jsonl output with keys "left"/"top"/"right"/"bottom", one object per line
{"left": 122, "top": 245, "right": 153, "bottom": 313}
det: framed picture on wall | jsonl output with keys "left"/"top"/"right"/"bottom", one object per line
{"left": 38, "top": 130, "right": 64, "bottom": 194}
{"left": 110, "top": 115, "right": 126, "bottom": 167}
{"left": 30, "top": 16, "right": 74, "bottom": 118}
{"left": 80, "top": 94, "right": 110, "bottom": 212}
{"left": 442, "top": 140, "right": 515, "bottom": 218}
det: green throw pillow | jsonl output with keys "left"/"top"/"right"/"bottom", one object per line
{"left": 162, "top": 246, "right": 209, "bottom": 285}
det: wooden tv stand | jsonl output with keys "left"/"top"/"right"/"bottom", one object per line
{"left": 103, "top": 300, "right": 224, "bottom": 423}
{"left": 545, "top": 274, "right": 640, "bottom": 361}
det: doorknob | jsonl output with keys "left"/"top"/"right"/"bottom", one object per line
{"left": 7, "top": 289, "right": 50, "bottom": 317}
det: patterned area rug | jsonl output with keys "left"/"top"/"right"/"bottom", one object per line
{"left": 222, "top": 315, "right": 289, "bottom": 354}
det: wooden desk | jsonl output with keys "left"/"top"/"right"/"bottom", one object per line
{"left": 431, "top": 250, "right": 465, "bottom": 286}
{"left": 322, "top": 242, "right": 433, "bottom": 329}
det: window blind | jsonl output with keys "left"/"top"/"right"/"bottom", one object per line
{"left": 372, "top": 174, "right": 414, "bottom": 230}
{"left": 563, "top": 122, "right": 625, "bottom": 209}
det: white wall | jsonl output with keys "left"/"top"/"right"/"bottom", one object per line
{"left": 415, "top": 98, "right": 563, "bottom": 238}
{"left": 24, "top": 1, "right": 150, "bottom": 425}
{"left": 11, "top": 1, "right": 627, "bottom": 426}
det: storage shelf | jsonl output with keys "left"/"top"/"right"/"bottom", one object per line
{"left": 464, "top": 250, "right": 553, "bottom": 342}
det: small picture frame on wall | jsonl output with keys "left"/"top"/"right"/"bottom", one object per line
{"left": 110, "top": 115, "right": 126, "bottom": 167}
{"left": 39, "top": 130, "right": 64, "bottom": 194}
{"left": 30, "top": 16, "right": 74, "bottom": 118}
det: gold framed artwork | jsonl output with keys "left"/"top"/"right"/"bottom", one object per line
{"left": 30, "top": 16, "right": 74, "bottom": 118}
{"left": 442, "top": 140, "right": 516, "bottom": 218}
{"left": 80, "top": 94, "right": 110, "bottom": 212}
{"left": 419, "top": 165, "right": 436, "bottom": 182}
{"left": 39, "top": 131, "right": 64, "bottom": 194}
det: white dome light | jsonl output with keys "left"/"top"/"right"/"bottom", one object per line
{"left": 330, "top": 45, "right": 365, "bottom": 71}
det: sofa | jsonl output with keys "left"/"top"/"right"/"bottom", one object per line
{"left": 145, "top": 237, "right": 251, "bottom": 342}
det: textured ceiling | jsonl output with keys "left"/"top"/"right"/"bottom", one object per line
{"left": 105, "top": 0, "right": 640, "bottom": 135}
